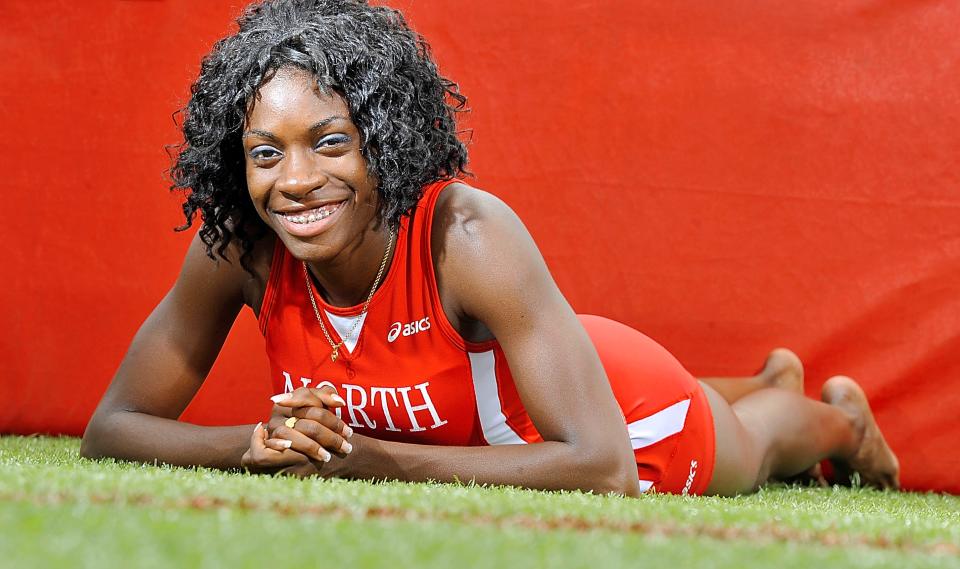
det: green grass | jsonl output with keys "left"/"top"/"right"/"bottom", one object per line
{"left": 1, "top": 436, "right": 958, "bottom": 568}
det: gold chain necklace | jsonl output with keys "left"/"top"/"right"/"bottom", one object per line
{"left": 302, "top": 228, "right": 395, "bottom": 363}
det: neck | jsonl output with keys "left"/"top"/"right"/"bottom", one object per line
{"left": 306, "top": 224, "right": 395, "bottom": 308}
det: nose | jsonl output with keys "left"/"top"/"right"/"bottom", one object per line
{"left": 275, "top": 148, "right": 328, "bottom": 199}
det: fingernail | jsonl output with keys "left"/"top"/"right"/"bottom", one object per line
{"left": 331, "top": 394, "right": 346, "bottom": 406}
{"left": 342, "top": 425, "right": 354, "bottom": 438}
{"left": 318, "top": 449, "right": 331, "bottom": 462}
{"left": 340, "top": 441, "right": 353, "bottom": 454}
{"left": 270, "top": 393, "right": 292, "bottom": 403}
{"left": 255, "top": 421, "right": 263, "bottom": 431}
{"left": 279, "top": 440, "right": 293, "bottom": 449}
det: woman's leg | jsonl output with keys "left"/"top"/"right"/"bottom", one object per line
{"left": 699, "top": 348, "right": 825, "bottom": 485}
{"left": 699, "top": 348, "right": 804, "bottom": 403}
{"left": 704, "top": 375, "right": 899, "bottom": 496}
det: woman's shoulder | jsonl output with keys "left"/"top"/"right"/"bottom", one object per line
{"left": 238, "top": 231, "right": 277, "bottom": 315}
{"left": 182, "top": 228, "right": 277, "bottom": 315}
{"left": 428, "top": 181, "right": 523, "bottom": 342}
{"left": 427, "top": 180, "right": 563, "bottom": 343}
{"left": 430, "top": 180, "right": 537, "bottom": 286}
{"left": 431, "top": 181, "right": 519, "bottom": 245}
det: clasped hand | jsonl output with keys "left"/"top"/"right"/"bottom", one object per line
{"left": 240, "top": 386, "right": 354, "bottom": 476}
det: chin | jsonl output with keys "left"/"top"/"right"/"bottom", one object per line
{"left": 277, "top": 233, "right": 342, "bottom": 264}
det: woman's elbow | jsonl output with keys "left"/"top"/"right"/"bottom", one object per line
{"left": 574, "top": 445, "right": 640, "bottom": 497}
{"left": 597, "top": 462, "right": 642, "bottom": 498}
{"left": 79, "top": 412, "right": 112, "bottom": 459}
{"left": 79, "top": 434, "right": 100, "bottom": 460}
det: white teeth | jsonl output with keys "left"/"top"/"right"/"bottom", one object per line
{"left": 282, "top": 204, "right": 339, "bottom": 224}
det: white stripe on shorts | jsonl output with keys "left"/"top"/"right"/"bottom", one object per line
{"left": 627, "top": 398, "right": 691, "bottom": 450}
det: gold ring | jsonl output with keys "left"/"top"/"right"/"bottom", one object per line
{"left": 284, "top": 416, "right": 298, "bottom": 429}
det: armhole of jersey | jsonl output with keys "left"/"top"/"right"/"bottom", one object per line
{"left": 422, "top": 179, "right": 498, "bottom": 353}
{"left": 257, "top": 238, "right": 286, "bottom": 337}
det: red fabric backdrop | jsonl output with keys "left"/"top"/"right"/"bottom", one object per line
{"left": 1, "top": 1, "right": 957, "bottom": 493}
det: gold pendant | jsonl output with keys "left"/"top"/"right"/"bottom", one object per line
{"left": 330, "top": 347, "right": 339, "bottom": 363}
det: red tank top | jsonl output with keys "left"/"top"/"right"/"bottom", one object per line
{"left": 259, "top": 179, "right": 543, "bottom": 446}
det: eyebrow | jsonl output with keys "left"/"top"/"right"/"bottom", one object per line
{"left": 242, "top": 129, "right": 278, "bottom": 141}
{"left": 242, "top": 116, "right": 350, "bottom": 140}
{"left": 309, "top": 116, "right": 349, "bottom": 133}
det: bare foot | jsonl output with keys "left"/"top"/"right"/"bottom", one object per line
{"left": 821, "top": 376, "right": 900, "bottom": 490}
{"left": 757, "top": 348, "right": 804, "bottom": 393}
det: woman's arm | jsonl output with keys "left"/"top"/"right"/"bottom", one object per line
{"left": 279, "top": 185, "right": 640, "bottom": 495}
{"left": 81, "top": 233, "right": 265, "bottom": 469}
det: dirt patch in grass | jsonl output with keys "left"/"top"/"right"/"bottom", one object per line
{"left": 6, "top": 490, "right": 957, "bottom": 557}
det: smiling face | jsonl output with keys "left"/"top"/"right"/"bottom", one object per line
{"left": 242, "top": 66, "right": 380, "bottom": 264}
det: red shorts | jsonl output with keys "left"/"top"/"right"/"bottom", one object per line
{"left": 579, "top": 315, "right": 715, "bottom": 496}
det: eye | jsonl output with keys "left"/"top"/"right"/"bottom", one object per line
{"left": 249, "top": 145, "right": 282, "bottom": 161}
{"left": 315, "top": 134, "right": 350, "bottom": 149}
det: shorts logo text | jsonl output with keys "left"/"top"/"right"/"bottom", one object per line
{"left": 681, "top": 459, "right": 698, "bottom": 495}
{"left": 388, "top": 317, "right": 431, "bottom": 343}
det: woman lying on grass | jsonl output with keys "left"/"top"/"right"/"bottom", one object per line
{"left": 81, "top": 0, "right": 899, "bottom": 496}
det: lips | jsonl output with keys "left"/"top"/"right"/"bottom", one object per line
{"left": 275, "top": 202, "right": 342, "bottom": 224}
{"left": 272, "top": 200, "right": 346, "bottom": 238}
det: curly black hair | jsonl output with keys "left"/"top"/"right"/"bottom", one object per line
{"left": 170, "top": 0, "right": 469, "bottom": 270}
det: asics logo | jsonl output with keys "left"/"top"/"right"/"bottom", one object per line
{"left": 681, "top": 460, "right": 698, "bottom": 496}
{"left": 388, "top": 317, "right": 431, "bottom": 342}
